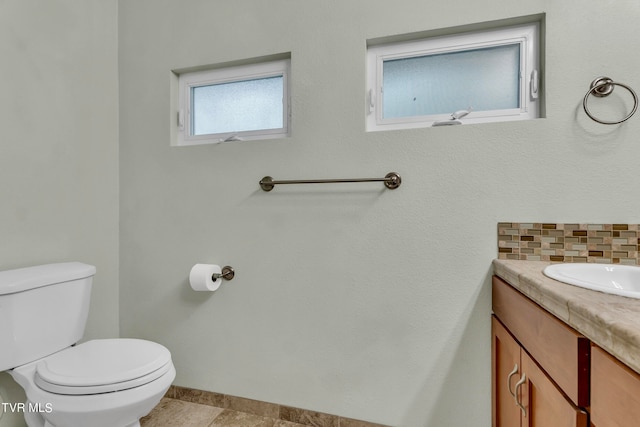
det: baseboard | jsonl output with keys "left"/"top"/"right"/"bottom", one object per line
{"left": 166, "top": 385, "right": 388, "bottom": 427}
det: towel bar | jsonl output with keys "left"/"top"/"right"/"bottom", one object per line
{"left": 259, "top": 172, "right": 401, "bottom": 192}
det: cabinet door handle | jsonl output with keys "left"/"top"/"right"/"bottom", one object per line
{"left": 507, "top": 363, "right": 519, "bottom": 399}
{"left": 514, "top": 374, "right": 527, "bottom": 416}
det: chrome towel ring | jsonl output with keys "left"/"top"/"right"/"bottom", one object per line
{"left": 583, "top": 76, "right": 638, "bottom": 125}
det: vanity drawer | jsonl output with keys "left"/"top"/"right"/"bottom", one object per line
{"left": 492, "top": 276, "right": 590, "bottom": 407}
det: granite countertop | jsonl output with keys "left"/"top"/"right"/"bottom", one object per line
{"left": 493, "top": 259, "right": 640, "bottom": 375}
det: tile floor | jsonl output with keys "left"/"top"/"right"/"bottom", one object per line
{"left": 141, "top": 397, "right": 308, "bottom": 427}
{"left": 143, "top": 386, "right": 387, "bottom": 427}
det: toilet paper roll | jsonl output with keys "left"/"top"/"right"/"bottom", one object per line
{"left": 189, "top": 264, "right": 223, "bottom": 291}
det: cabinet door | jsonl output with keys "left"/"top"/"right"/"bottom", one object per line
{"left": 492, "top": 316, "right": 522, "bottom": 427}
{"left": 521, "top": 351, "right": 588, "bottom": 427}
{"left": 493, "top": 276, "right": 590, "bottom": 407}
{"left": 591, "top": 345, "right": 640, "bottom": 427}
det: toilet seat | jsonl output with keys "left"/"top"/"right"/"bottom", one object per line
{"left": 34, "top": 339, "right": 172, "bottom": 395}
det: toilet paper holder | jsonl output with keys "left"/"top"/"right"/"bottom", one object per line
{"left": 213, "top": 266, "right": 235, "bottom": 281}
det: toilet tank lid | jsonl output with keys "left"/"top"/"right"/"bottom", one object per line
{"left": 0, "top": 262, "right": 96, "bottom": 295}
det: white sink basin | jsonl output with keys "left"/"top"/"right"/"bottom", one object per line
{"left": 543, "top": 263, "right": 640, "bottom": 299}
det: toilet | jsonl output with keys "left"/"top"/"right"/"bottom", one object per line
{"left": 0, "top": 262, "right": 175, "bottom": 427}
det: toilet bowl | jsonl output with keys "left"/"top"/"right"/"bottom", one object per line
{"left": 10, "top": 339, "right": 175, "bottom": 427}
{"left": 0, "top": 263, "right": 176, "bottom": 427}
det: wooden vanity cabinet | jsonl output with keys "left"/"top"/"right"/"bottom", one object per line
{"left": 492, "top": 276, "right": 589, "bottom": 427}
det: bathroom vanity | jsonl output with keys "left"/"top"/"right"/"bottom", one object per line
{"left": 492, "top": 260, "right": 640, "bottom": 427}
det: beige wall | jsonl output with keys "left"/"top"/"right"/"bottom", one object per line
{"left": 118, "top": 0, "right": 640, "bottom": 425}
{"left": 2, "top": 0, "right": 640, "bottom": 426}
{"left": 0, "top": 1, "right": 119, "bottom": 425}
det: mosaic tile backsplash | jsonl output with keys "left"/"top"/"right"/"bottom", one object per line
{"left": 498, "top": 223, "right": 640, "bottom": 265}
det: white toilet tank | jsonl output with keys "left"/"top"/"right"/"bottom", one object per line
{"left": 0, "top": 262, "right": 96, "bottom": 371}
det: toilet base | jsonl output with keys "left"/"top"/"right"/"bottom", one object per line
{"left": 24, "top": 401, "right": 141, "bottom": 427}
{"left": 41, "top": 420, "right": 140, "bottom": 427}
{"left": 39, "top": 417, "right": 140, "bottom": 427}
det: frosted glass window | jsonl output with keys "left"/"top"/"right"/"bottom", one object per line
{"left": 176, "top": 58, "right": 290, "bottom": 146}
{"left": 192, "top": 76, "right": 283, "bottom": 135}
{"left": 382, "top": 44, "right": 521, "bottom": 119}
{"left": 366, "top": 22, "right": 540, "bottom": 131}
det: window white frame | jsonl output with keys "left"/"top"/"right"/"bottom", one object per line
{"left": 177, "top": 59, "right": 290, "bottom": 146}
{"left": 366, "top": 23, "right": 540, "bottom": 131}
